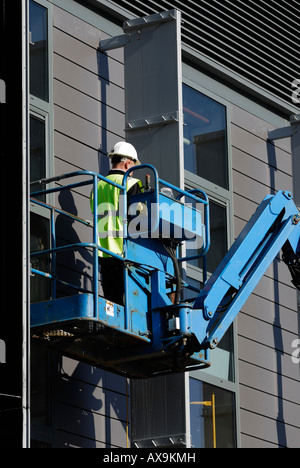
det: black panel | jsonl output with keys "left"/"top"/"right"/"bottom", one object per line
{"left": 0, "top": 0, "right": 24, "bottom": 448}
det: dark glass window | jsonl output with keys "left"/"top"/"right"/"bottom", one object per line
{"left": 207, "top": 200, "right": 228, "bottom": 274}
{"left": 30, "top": 115, "right": 46, "bottom": 200}
{"left": 183, "top": 85, "right": 228, "bottom": 190}
{"left": 30, "top": 212, "right": 50, "bottom": 303}
{"left": 29, "top": 0, "right": 49, "bottom": 102}
{"left": 187, "top": 199, "right": 228, "bottom": 274}
{"left": 190, "top": 379, "right": 236, "bottom": 448}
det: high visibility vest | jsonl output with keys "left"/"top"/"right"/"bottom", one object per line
{"left": 90, "top": 173, "right": 143, "bottom": 258}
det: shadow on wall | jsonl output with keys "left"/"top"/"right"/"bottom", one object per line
{"left": 55, "top": 357, "right": 129, "bottom": 448}
{"left": 51, "top": 47, "right": 128, "bottom": 447}
{"left": 55, "top": 190, "right": 94, "bottom": 297}
{"left": 97, "top": 49, "right": 110, "bottom": 175}
{"left": 267, "top": 139, "right": 287, "bottom": 448}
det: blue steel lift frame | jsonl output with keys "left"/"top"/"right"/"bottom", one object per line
{"left": 30, "top": 166, "right": 211, "bottom": 377}
{"left": 30, "top": 167, "right": 300, "bottom": 377}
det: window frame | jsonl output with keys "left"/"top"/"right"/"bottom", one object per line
{"left": 182, "top": 78, "right": 234, "bottom": 296}
{"left": 29, "top": 0, "right": 54, "bottom": 448}
{"left": 189, "top": 377, "right": 237, "bottom": 448}
{"left": 182, "top": 71, "right": 240, "bottom": 448}
{"left": 29, "top": 0, "right": 53, "bottom": 212}
{"left": 29, "top": 0, "right": 53, "bottom": 106}
{"left": 183, "top": 84, "right": 230, "bottom": 192}
{"left": 183, "top": 78, "right": 233, "bottom": 232}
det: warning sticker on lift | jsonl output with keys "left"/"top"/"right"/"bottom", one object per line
{"left": 106, "top": 301, "right": 114, "bottom": 317}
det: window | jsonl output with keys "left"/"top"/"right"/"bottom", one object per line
{"left": 30, "top": 112, "right": 51, "bottom": 302}
{"left": 189, "top": 378, "right": 237, "bottom": 448}
{"left": 29, "top": 0, "right": 53, "bottom": 447}
{"left": 29, "top": 0, "right": 49, "bottom": 102}
{"left": 30, "top": 114, "right": 46, "bottom": 200}
{"left": 183, "top": 85, "right": 228, "bottom": 190}
{"left": 183, "top": 84, "right": 230, "bottom": 280}
{"left": 29, "top": 0, "right": 52, "bottom": 303}
{"left": 183, "top": 80, "right": 238, "bottom": 446}
{"left": 186, "top": 199, "right": 228, "bottom": 275}
{"left": 30, "top": 212, "right": 50, "bottom": 304}
{"left": 202, "top": 325, "right": 235, "bottom": 382}
{"left": 183, "top": 83, "right": 233, "bottom": 376}
{"left": 183, "top": 83, "right": 234, "bottom": 370}
{"left": 29, "top": 0, "right": 52, "bottom": 197}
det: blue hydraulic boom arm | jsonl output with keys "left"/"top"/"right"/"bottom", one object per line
{"left": 189, "top": 190, "right": 300, "bottom": 353}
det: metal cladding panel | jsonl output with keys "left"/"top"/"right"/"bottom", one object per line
{"left": 124, "top": 10, "right": 184, "bottom": 187}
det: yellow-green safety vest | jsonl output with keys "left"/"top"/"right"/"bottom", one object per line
{"left": 90, "top": 173, "right": 143, "bottom": 257}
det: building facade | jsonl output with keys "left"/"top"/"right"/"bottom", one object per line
{"left": 2, "top": 0, "right": 300, "bottom": 448}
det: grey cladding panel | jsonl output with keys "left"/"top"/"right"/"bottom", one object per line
{"left": 54, "top": 132, "right": 100, "bottom": 174}
{"left": 53, "top": 28, "right": 124, "bottom": 88}
{"left": 56, "top": 376, "right": 128, "bottom": 421}
{"left": 232, "top": 147, "right": 292, "bottom": 191}
{"left": 231, "top": 126, "right": 292, "bottom": 175}
{"left": 241, "top": 293, "right": 299, "bottom": 333}
{"left": 238, "top": 313, "right": 298, "bottom": 359}
{"left": 124, "top": 10, "right": 183, "bottom": 186}
{"left": 55, "top": 401, "right": 127, "bottom": 446}
{"left": 240, "top": 409, "right": 300, "bottom": 448}
{"left": 53, "top": 54, "right": 125, "bottom": 113}
{"left": 241, "top": 434, "right": 277, "bottom": 448}
{"left": 54, "top": 105, "right": 124, "bottom": 154}
{"left": 240, "top": 385, "right": 300, "bottom": 430}
{"left": 54, "top": 80, "right": 124, "bottom": 136}
{"left": 238, "top": 336, "right": 299, "bottom": 383}
{"left": 125, "top": 12, "right": 181, "bottom": 121}
{"left": 231, "top": 105, "right": 291, "bottom": 153}
{"left": 238, "top": 360, "right": 300, "bottom": 406}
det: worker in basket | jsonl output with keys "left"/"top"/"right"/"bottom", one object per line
{"left": 90, "top": 141, "right": 143, "bottom": 305}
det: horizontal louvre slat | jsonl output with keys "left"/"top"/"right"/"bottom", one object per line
{"left": 173, "top": 2, "right": 296, "bottom": 72}
{"left": 180, "top": 14, "right": 295, "bottom": 79}
{"left": 211, "top": 0, "right": 297, "bottom": 57}
{"left": 181, "top": 35, "right": 293, "bottom": 104}
{"left": 249, "top": 0, "right": 299, "bottom": 31}
{"left": 107, "top": 0, "right": 300, "bottom": 107}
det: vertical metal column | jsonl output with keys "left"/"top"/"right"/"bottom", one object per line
{"left": 124, "top": 10, "right": 184, "bottom": 189}
{"left": 22, "top": 0, "right": 30, "bottom": 448}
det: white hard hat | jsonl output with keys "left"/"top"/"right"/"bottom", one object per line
{"left": 108, "top": 141, "right": 141, "bottom": 165}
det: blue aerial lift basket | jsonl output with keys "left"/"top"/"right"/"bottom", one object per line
{"left": 30, "top": 166, "right": 210, "bottom": 377}
{"left": 30, "top": 166, "right": 300, "bottom": 378}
